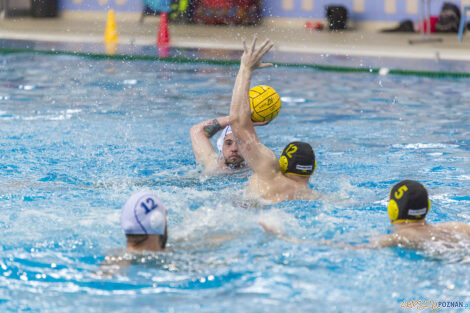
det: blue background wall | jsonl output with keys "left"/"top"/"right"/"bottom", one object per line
{"left": 262, "top": 0, "right": 461, "bottom": 20}
{"left": 59, "top": 0, "right": 141, "bottom": 12}
{"left": 58, "top": 0, "right": 463, "bottom": 22}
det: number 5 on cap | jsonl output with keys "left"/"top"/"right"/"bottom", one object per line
{"left": 394, "top": 185, "right": 408, "bottom": 199}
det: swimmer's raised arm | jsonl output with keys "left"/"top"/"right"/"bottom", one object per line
{"left": 230, "top": 37, "right": 273, "bottom": 129}
{"left": 229, "top": 37, "right": 277, "bottom": 179}
{"left": 190, "top": 116, "right": 230, "bottom": 169}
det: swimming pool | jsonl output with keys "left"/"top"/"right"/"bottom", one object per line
{"left": 0, "top": 50, "right": 469, "bottom": 313}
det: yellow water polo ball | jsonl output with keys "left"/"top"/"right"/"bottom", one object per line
{"left": 249, "top": 85, "right": 281, "bottom": 123}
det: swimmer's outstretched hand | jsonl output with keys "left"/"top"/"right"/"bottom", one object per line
{"left": 241, "top": 36, "right": 274, "bottom": 71}
{"left": 259, "top": 221, "right": 302, "bottom": 244}
{"left": 259, "top": 221, "right": 283, "bottom": 236}
{"left": 252, "top": 111, "right": 270, "bottom": 126}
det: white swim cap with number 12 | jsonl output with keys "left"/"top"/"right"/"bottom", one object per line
{"left": 120, "top": 191, "right": 167, "bottom": 235}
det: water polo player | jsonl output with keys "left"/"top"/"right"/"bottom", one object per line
{"left": 190, "top": 115, "right": 268, "bottom": 174}
{"left": 99, "top": 191, "right": 168, "bottom": 276}
{"left": 357, "top": 180, "right": 470, "bottom": 250}
{"left": 229, "top": 37, "right": 320, "bottom": 203}
{"left": 261, "top": 180, "right": 470, "bottom": 256}
{"left": 120, "top": 191, "right": 168, "bottom": 252}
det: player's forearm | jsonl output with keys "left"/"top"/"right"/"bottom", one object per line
{"left": 209, "top": 116, "right": 230, "bottom": 135}
{"left": 190, "top": 117, "right": 226, "bottom": 166}
{"left": 191, "top": 116, "right": 229, "bottom": 140}
{"left": 229, "top": 65, "right": 252, "bottom": 128}
{"left": 189, "top": 129, "right": 209, "bottom": 164}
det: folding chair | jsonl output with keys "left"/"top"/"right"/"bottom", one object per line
{"left": 458, "top": 6, "right": 470, "bottom": 42}
{"left": 140, "top": 0, "right": 170, "bottom": 23}
{"left": 409, "top": 0, "right": 442, "bottom": 44}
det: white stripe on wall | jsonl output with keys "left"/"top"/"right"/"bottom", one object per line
{"left": 406, "top": 0, "right": 418, "bottom": 14}
{"left": 282, "top": 0, "right": 294, "bottom": 11}
{"left": 353, "top": 0, "right": 364, "bottom": 13}
{"left": 302, "top": 0, "right": 313, "bottom": 11}
{"left": 384, "top": 0, "right": 396, "bottom": 14}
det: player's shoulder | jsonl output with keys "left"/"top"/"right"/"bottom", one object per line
{"left": 438, "top": 221, "right": 470, "bottom": 232}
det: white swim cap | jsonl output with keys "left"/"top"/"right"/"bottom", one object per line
{"left": 217, "top": 125, "right": 232, "bottom": 153}
{"left": 120, "top": 191, "right": 167, "bottom": 235}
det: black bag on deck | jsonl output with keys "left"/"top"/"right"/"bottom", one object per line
{"left": 31, "top": 0, "right": 58, "bottom": 18}
{"left": 435, "top": 3, "right": 461, "bottom": 33}
{"left": 381, "top": 20, "right": 415, "bottom": 32}
{"left": 326, "top": 5, "right": 348, "bottom": 30}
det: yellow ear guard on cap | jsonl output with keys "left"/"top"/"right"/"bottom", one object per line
{"left": 388, "top": 199, "right": 399, "bottom": 221}
{"left": 279, "top": 155, "right": 288, "bottom": 173}
{"left": 279, "top": 143, "right": 296, "bottom": 174}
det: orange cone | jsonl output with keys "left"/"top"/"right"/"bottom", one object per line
{"left": 157, "top": 12, "right": 170, "bottom": 46}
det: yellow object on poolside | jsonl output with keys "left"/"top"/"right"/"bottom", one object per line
{"left": 104, "top": 10, "right": 118, "bottom": 44}
{"left": 249, "top": 85, "right": 281, "bottom": 123}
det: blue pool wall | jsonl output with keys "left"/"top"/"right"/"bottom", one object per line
{"left": 58, "top": 0, "right": 463, "bottom": 22}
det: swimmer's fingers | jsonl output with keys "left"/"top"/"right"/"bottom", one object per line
{"left": 259, "top": 221, "right": 282, "bottom": 236}
{"left": 258, "top": 221, "right": 271, "bottom": 233}
{"left": 242, "top": 39, "right": 248, "bottom": 53}
{"left": 258, "top": 62, "right": 273, "bottom": 69}
{"left": 253, "top": 120, "right": 270, "bottom": 126}
{"left": 250, "top": 35, "right": 258, "bottom": 54}
{"left": 251, "top": 110, "right": 270, "bottom": 126}
{"left": 255, "top": 39, "right": 273, "bottom": 58}
{"left": 254, "top": 41, "right": 273, "bottom": 69}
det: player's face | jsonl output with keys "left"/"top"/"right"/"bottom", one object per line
{"left": 222, "top": 133, "right": 244, "bottom": 166}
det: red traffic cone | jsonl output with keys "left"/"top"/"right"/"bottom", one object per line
{"left": 157, "top": 12, "right": 170, "bottom": 46}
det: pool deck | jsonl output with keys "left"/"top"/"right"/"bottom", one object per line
{"left": 0, "top": 13, "right": 470, "bottom": 73}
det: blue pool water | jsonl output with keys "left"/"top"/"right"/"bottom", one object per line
{"left": 0, "top": 52, "right": 469, "bottom": 312}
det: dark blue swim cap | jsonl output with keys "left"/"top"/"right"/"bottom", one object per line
{"left": 388, "top": 180, "right": 430, "bottom": 223}
{"left": 279, "top": 142, "right": 316, "bottom": 177}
